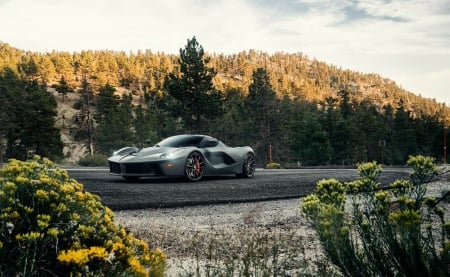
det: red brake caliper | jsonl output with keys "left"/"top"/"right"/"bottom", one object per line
{"left": 195, "top": 157, "right": 201, "bottom": 176}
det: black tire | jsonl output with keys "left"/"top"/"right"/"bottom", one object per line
{"left": 237, "top": 152, "right": 256, "bottom": 178}
{"left": 184, "top": 151, "right": 205, "bottom": 181}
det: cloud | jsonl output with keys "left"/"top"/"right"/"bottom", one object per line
{"left": 0, "top": 0, "right": 448, "bottom": 104}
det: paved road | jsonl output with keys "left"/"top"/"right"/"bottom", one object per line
{"left": 67, "top": 167, "right": 411, "bottom": 210}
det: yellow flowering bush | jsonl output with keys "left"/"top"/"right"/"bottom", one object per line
{"left": 301, "top": 156, "right": 449, "bottom": 276}
{"left": 0, "top": 156, "right": 166, "bottom": 276}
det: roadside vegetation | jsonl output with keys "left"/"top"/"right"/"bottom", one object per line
{"left": 302, "top": 155, "right": 449, "bottom": 276}
{"left": 0, "top": 156, "right": 166, "bottom": 276}
{"left": 77, "top": 153, "right": 108, "bottom": 167}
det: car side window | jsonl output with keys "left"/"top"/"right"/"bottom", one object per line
{"left": 178, "top": 137, "right": 203, "bottom": 147}
{"left": 199, "top": 138, "right": 219, "bottom": 148}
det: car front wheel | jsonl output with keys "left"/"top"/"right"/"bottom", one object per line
{"left": 184, "top": 151, "right": 205, "bottom": 181}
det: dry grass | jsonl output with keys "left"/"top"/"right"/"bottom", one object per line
{"left": 114, "top": 199, "right": 338, "bottom": 276}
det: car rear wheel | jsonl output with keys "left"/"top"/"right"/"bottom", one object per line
{"left": 185, "top": 151, "right": 205, "bottom": 181}
{"left": 237, "top": 152, "right": 255, "bottom": 178}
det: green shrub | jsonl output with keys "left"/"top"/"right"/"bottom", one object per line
{"left": 0, "top": 156, "right": 166, "bottom": 276}
{"left": 301, "top": 155, "right": 449, "bottom": 277}
{"left": 265, "top": 162, "right": 283, "bottom": 169}
{"left": 78, "top": 153, "right": 108, "bottom": 166}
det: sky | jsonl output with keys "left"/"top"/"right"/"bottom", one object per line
{"left": 0, "top": 0, "right": 449, "bottom": 105}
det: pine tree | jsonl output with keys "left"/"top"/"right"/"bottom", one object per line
{"left": 133, "top": 104, "right": 156, "bottom": 146}
{"left": 0, "top": 68, "right": 62, "bottom": 160}
{"left": 133, "top": 91, "right": 176, "bottom": 145}
{"left": 164, "top": 36, "right": 223, "bottom": 133}
{"left": 56, "top": 75, "right": 70, "bottom": 103}
{"left": 94, "top": 100, "right": 133, "bottom": 155}
{"left": 94, "top": 84, "right": 134, "bottom": 155}
{"left": 212, "top": 87, "right": 250, "bottom": 146}
{"left": 95, "top": 83, "right": 119, "bottom": 121}
{"left": 21, "top": 80, "right": 63, "bottom": 159}
{"left": 391, "top": 101, "right": 416, "bottom": 163}
{"left": 289, "top": 104, "right": 332, "bottom": 165}
{"left": 0, "top": 68, "right": 21, "bottom": 161}
{"left": 247, "top": 67, "right": 278, "bottom": 164}
{"left": 73, "top": 76, "right": 95, "bottom": 155}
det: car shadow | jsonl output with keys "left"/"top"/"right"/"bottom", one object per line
{"left": 111, "top": 174, "right": 246, "bottom": 184}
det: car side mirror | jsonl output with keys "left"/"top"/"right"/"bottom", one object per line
{"left": 144, "top": 139, "right": 152, "bottom": 145}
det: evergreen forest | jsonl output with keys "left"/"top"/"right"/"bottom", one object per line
{"left": 0, "top": 38, "right": 449, "bottom": 166}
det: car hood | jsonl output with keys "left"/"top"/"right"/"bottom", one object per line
{"left": 110, "top": 146, "right": 183, "bottom": 163}
{"left": 137, "top": 146, "right": 170, "bottom": 156}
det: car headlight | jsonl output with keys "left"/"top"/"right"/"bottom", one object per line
{"left": 146, "top": 152, "right": 172, "bottom": 159}
{"left": 158, "top": 149, "right": 183, "bottom": 159}
{"left": 145, "top": 153, "right": 165, "bottom": 159}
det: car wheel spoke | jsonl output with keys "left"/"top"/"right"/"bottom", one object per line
{"left": 185, "top": 152, "right": 204, "bottom": 181}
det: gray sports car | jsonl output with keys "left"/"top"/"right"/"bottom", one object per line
{"left": 108, "top": 134, "right": 256, "bottom": 181}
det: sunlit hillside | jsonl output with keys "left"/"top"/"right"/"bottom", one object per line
{"left": 0, "top": 42, "right": 448, "bottom": 122}
{"left": 1, "top": 41, "right": 449, "bottom": 164}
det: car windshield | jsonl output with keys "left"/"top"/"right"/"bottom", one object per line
{"left": 156, "top": 135, "right": 204, "bottom": 148}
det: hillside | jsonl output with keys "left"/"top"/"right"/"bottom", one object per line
{"left": 1, "top": 41, "right": 449, "bottom": 164}
{"left": 49, "top": 88, "right": 87, "bottom": 163}
{"left": 0, "top": 42, "right": 448, "bottom": 121}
